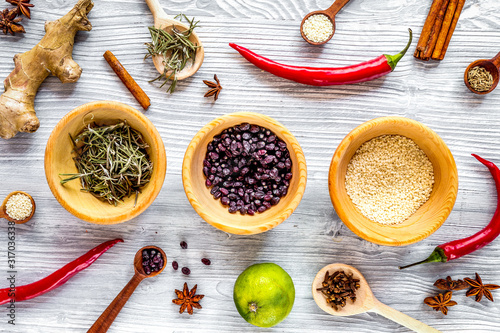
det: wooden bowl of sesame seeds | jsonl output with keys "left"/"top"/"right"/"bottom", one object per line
{"left": 328, "top": 117, "right": 458, "bottom": 246}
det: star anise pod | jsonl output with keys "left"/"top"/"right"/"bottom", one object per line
{"left": 464, "top": 273, "right": 500, "bottom": 302}
{"left": 172, "top": 282, "right": 204, "bottom": 315}
{"left": 203, "top": 74, "right": 222, "bottom": 101}
{"left": 424, "top": 291, "right": 457, "bottom": 315}
{"left": 0, "top": 8, "right": 24, "bottom": 35}
{"left": 6, "top": 0, "right": 33, "bottom": 19}
{"left": 434, "top": 276, "right": 469, "bottom": 291}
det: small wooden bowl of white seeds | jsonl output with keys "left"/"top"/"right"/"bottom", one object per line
{"left": 328, "top": 117, "right": 458, "bottom": 246}
{"left": 0, "top": 191, "right": 35, "bottom": 224}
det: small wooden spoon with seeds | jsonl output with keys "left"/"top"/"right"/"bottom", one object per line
{"left": 312, "top": 263, "right": 441, "bottom": 333}
{"left": 145, "top": 0, "right": 204, "bottom": 80}
{"left": 87, "top": 246, "right": 166, "bottom": 333}
{"left": 0, "top": 191, "right": 35, "bottom": 224}
{"left": 464, "top": 51, "right": 500, "bottom": 95}
{"left": 300, "top": 0, "right": 351, "bottom": 45}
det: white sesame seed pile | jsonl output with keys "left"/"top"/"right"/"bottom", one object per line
{"left": 345, "top": 135, "right": 435, "bottom": 225}
{"left": 303, "top": 14, "right": 333, "bottom": 43}
{"left": 5, "top": 193, "right": 33, "bottom": 221}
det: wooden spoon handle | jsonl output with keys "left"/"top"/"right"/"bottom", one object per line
{"left": 491, "top": 51, "right": 500, "bottom": 69}
{"left": 145, "top": 0, "right": 168, "bottom": 22}
{"left": 372, "top": 300, "right": 441, "bottom": 333}
{"left": 325, "top": 0, "right": 350, "bottom": 17}
{"left": 87, "top": 274, "right": 144, "bottom": 333}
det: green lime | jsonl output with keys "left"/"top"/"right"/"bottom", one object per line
{"left": 233, "top": 263, "right": 295, "bottom": 328}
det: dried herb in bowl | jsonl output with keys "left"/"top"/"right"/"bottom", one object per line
{"left": 59, "top": 121, "right": 153, "bottom": 206}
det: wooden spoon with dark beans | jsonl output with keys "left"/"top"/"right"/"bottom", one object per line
{"left": 87, "top": 246, "right": 166, "bottom": 333}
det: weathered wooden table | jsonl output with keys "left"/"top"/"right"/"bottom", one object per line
{"left": 1, "top": 0, "right": 499, "bottom": 332}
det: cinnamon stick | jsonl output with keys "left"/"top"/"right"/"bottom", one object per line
{"left": 434, "top": 0, "right": 466, "bottom": 60}
{"left": 422, "top": 0, "right": 451, "bottom": 60}
{"left": 103, "top": 50, "right": 151, "bottom": 110}
{"left": 431, "top": 0, "right": 459, "bottom": 60}
{"left": 414, "top": 0, "right": 444, "bottom": 58}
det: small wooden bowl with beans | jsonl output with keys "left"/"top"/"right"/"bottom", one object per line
{"left": 182, "top": 112, "right": 307, "bottom": 235}
{"left": 329, "top": 117, "right": 458, "bottom": 246}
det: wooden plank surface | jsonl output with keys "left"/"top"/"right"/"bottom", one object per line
{"left": 1, "top": 0, "right": 499, "bottom": 332}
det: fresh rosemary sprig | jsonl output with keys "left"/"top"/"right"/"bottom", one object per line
{"left": 59, "top": 121, "right": 153, "bottom": 206}
{"left": 145, "top": 14, "right": 200, "bottom": 93}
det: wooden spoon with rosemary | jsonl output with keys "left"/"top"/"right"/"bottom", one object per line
{"left": 144, "top": 0, "right": 204, "bottom": 93}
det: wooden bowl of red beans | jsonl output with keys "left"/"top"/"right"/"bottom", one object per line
{"left": 182, "top": 112, "right": 307, "bottom": 235}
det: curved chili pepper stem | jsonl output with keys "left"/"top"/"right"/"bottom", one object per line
{"left": 400, "top": 154, "right": 500, "bottom": 270}
{"left": 398, "top": 247, "right": 447, "bottom": 270}
{"left": 384, "top": 28, "right": 413, "bottom": 71}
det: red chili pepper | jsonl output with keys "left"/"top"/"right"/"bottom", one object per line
{"left": 400, "top": 154, "right": 500, "bottom": 269}
{"left": 229, "top": 29, "right": 412, "bottom": 86}
{"left": 0, "top": 238, "right": 123, "bottom": 305}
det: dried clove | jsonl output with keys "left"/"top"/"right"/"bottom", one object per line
{"left": 317, "top": 270, "right": 360, "bottom": 311}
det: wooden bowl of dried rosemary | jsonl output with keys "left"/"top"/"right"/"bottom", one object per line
{"left": 44, "top": 101, "right": 167, "bottom": 224}
{"left": 182, "top": 112, "right": 307, "bottom": 235}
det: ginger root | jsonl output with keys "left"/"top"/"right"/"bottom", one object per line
{"left": 0, "top": 0, "right": 93, "bottom": 139}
